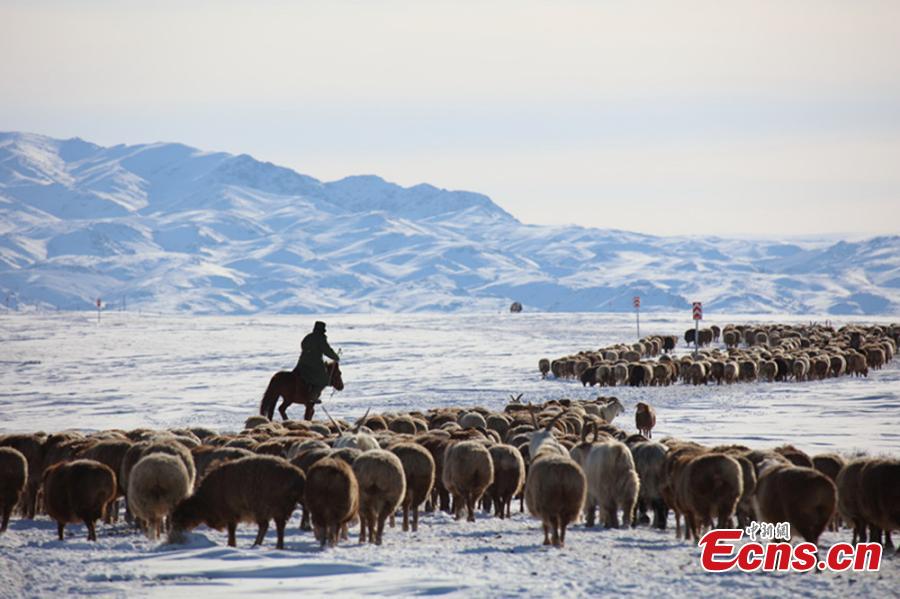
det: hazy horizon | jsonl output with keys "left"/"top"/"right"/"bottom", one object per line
{"left": 2, "top": 0, "right": 899, "bottom": 237}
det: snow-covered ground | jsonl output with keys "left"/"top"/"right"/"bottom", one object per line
{"left": 1, "top": 311, "right": 898, "bottom": 597}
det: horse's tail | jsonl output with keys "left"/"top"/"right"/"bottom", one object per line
{"left": 260, "top": 375, "right": 281, "bottom": 419}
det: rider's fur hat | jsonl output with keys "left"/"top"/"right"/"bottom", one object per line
{"left": 314, "top": 321, "right": 326, "bottom": 332}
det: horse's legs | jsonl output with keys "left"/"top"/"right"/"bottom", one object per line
{"left": 278, "top": 398, "right": 290, "bottom": 421}
{"left": 304, "top": 403, "right": 315, "bottom": 420}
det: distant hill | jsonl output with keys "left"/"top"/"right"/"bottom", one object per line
{"left": 1, "top": 131, "right": 897, "bottom": 314}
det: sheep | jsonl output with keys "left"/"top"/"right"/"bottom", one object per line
{"left": 812, "top": 453, "right": 846, "bottom": 530}
{"left": 596, "top": 397, "right": 624, "bottom": 423}
{"left": 458, "top": 411, "right": 487, "bottom": 431}
{"left": 486, "top": 444, "right": 526, "bottom": 519}
{"left": 773, "top": 444, "right": 813, "bottom": 468}
{"left": 688, "top": 362, "right": 708, "bottom": 385}
{"left": 635, "top": 402, "right": 656, "bottom": 438}
{"left": 79, "top": 439, "right": 133, "bottom": 523}
{"left": 389, "top": 443, "right": 435, "bottom": 531}
{"left": 442, "top": 440, "right": 494, "bottom": 522}
{"left": 0, "top": 447, "right": 28, "bottom": 533}
{"left": 485, "top": 414, "right": 510, "bottom": 440}
{"left": 0, "top": 433, "right": 45, "bottom": 519}
{"left": 191, "top": 446, "right": 255, "bottom": 485}
{"left": 524, "top": 453, "right": 586, "bottom": 547}
{"left": 723, "top": 330, "right": 739, "bottom": 348}
{"left": 723, "top": 361, "right": 739, "bottom": 384}
{"left": 629, "top": 441, "right": 668, "bottom": 529}
{"left": 792, "top": 358, "right": 809, "bottom": 381}
{"left": 539, "top": 358, "right": 551, "bottom": 378}
{"left": 732, "top": 454, "right": 758, "bottom": 528}
{"left": 127, "top": 453, "right": 192, "bottom": 540}
{"left": 331, "top": 447, "right": 363, "bottom": 467}
{"left": 675, "top": 452, "right": 743, "bottom": 541}
{"left": 170, "top": 455, "right": 305, "bottom": 549}
{"left": 42, "top": 459, "right": 117, "bottom": 541}
{"left": 244, "top": 415, "right": 270, "bottom": 429}
{"left": 388, "top": 415, "right": 418, "bottom": 435}
{"left": 528, "top": 412, "right": 567, "bottom": 459}
{"left": 857, "top": 458, "right": 900, "bottom": 548}
{"left": 582, "top": 438, "right": 640, "bottom": 528}
{"left": 754, "top": 462, "right": 836, "bottom": 545}
{"left": 328, "top": 409, "right": 379, "bottom": 452}
{"left": 352, "top": 450, "right": 406, "bottom": 544}
{"left": 304, "top": 457, "right": 359, "bottom": 548}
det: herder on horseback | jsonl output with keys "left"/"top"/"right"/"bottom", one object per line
{"left": 294, "top": 321, "right": 340, "bottom": 402}
{"left": 259, "top": 321, "right": 344, "bottom": 421}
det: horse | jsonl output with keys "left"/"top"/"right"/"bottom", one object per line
{"left": 259, "top": 361, "right": 343, "bottom": 421}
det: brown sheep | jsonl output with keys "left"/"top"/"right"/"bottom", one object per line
{"left": 857, "top": 459, "right": 900, "bottom": 548}
{"left": 191, "top": 446, "right": 255, "bottom": 485}
{"left": 170, "top": 455, "right": 305, "bottom": 549}
{"left": 305, "top": 457, "right": 359, "bottom": 548}
{"left": 486, "top": 444, "right": 526, "bottom": 519}
{"left": 388, "top": 416, "right": 418, "bottom": 435}
{"left": 635, "top": 402, "right": 656, "bottom": 439}
{"left": 773, "top": 444, "right": 813, "bottom": 468}
{"left": 417, "top": 433, "right": 453, "bottom": 513}
{"left": 524, "top": 454, "right": 586, "bottom": 547}
{"left": 79, "top": 439, "right": 133, "bottom": 523}
{"left": 0, "top": 433, "right": 45, "bottom": 519}
{"left": 755, "top": 463, "right": 836, "bottom": 545}
{"left": 629, "top": 440, "right": 668, "bottom": 529}
{"left": 442, "top": 440, "right": 494, "bottom": 522}
{"left": 352, "top": 450, "right": 406, "bottom": 545}
{"left": 538, "top": 358, "right": 551, "bottom": 378}
{"left": 836, "top": 462, "right": 865, "bottom": 537}
{"left": 0, "top": 447, "right": 28, "bottom": 532}
{"left": 42, "top": 459, "right": 117, "bottom": 541}
{"left": 812, "top": 453, "right": 846, "bottom": 531}
{"left": 676, "top": 453, "right": 743, "bottom": 541}
{"left": 389, "top": 443, "right": 435, "bottom": 531}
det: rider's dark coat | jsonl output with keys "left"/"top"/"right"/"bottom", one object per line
{"left": 294, "top": 330, "right": 339, "bottom": 388}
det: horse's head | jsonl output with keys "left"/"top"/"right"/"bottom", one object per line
{"left": 329, "top": 361, "right": 344, "bottom": 391}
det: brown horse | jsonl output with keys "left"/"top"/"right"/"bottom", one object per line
{"left": 259, "top": 361, "right": 344, "bottom": 421}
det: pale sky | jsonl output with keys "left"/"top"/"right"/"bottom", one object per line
{"left": 2, "top": 0, "right": 899, "bottom": 236}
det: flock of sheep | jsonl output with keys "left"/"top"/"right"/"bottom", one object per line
{"left": 542, "top": 323, "right": 898, "bottom": 387}
{"left": 0, "top": 391, "right": 897, "bottom": 553}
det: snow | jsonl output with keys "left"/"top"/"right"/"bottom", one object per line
{"left": 1, "top": 310, "right": 898, "bottom": 597}
{"left": 2, "top": 131, "right": 899, "bottom": 315}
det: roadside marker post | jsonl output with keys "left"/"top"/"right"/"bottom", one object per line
{"left": 633, "top": 296, "right": 641, "bottom": 339}
{"left": 692, "top": 302, "right": 702, "bottom": 357}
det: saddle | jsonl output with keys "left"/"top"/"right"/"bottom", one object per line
{"left": 293, "top": 370, "right": 323, "bottom": 404}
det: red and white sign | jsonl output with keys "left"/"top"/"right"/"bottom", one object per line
{"left": 692, "top": 301, "right": 702, "bottom": 320}
{"left": 633, "top": 296, "right": 640, "bottom": 309}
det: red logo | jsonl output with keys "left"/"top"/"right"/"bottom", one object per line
{"left": 698, "top": 528, "right": 882, "bottom": 573}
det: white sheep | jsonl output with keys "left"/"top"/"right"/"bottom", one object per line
{"left": 128, "top": 453, "right": 191, "bottom": 540}
{"left": 582, "top": 438, "right": 640, "bottom": 528}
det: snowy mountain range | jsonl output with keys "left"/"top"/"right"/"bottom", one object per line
{"left": 1, "top": 131, "right": 898, "bottom": 315}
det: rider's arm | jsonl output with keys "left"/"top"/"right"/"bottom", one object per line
{"left": 321, "top": 337, "right": 340, "bottom": 361}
